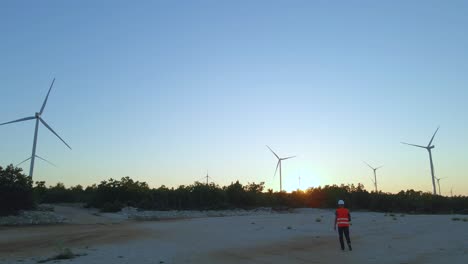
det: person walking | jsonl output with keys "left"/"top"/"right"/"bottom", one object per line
{"left": 334, "top": 200, "right": 352, "bottom": 251}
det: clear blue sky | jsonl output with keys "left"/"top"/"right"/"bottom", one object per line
{"left": 1, "top": 1, "right": 467, "bottom": 195}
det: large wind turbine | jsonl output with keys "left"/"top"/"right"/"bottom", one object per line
{"left": 266, "top": 146, "right": 295, "bottom": 192}
{"left": 435, "top": 176, "right": 447, "bottom": 196}
{"left": 401, "top": 127, "right": 439, "bottom": 195}
{"left": 0, "top": 78, "right": 71, "bottom": 178}
{"left": 363, "top": 161, "right": 383, "bottom": 193}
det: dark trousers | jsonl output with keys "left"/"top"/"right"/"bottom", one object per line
{"left": 338, "top": 226, "right": 351, "bottom": 250}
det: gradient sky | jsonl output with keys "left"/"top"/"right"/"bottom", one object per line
{"left": 1, "top": 1, "right": 467, "bottom": 195}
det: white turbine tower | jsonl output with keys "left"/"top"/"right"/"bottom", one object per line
{"left": 0, "top": 78, "right": 71, "bottom": 178}
{"left": 401, "top": 127, "right": 439, "bottom": 195}
{"left": 435, "top": 176, "right": 447, "bottom": 196}
{"left": 266, "top": 146, "right": 295, "bottom": 192}
{"left": 363, "top": 161, "right": 383, "bottom": 193}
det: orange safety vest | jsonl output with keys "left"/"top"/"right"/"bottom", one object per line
{"left": 336, "top": 208, "right": 350, "bottom": 227}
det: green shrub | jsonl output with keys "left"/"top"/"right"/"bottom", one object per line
{"left": 0, "top": 165, "right": 34, "bottom": 215}
{"left": 100, "top": 201, "right": 123, "bottom": 212}
{"left": 4, "top": 171, "right": 465, "bottom": 214}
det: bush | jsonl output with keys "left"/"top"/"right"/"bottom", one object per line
{"left": 0, "top": 165, "right": 34, "bottom": 215}
{"left": 100, "top": 201, "right": 124, "bottom": 212}
{"left": 89, "top": 176, "right": 150, "bottom": 209}
{"left": 5, "top": 171, "right": 466, "bottom": 214}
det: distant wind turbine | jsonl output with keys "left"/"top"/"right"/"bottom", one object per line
{"left": 0, "top": 78, "right": 71, "bottom": 178}
{"left": 198, "top": 170, "right": 213, "bottom": 185}
{"left": 435, "top": 176, "right": 447, "bottom": 196}
{"left": 401, "top": 127, "right": 440, "bottom": 195}
{"left": 363, "top": 161, "right": 383, "bottom": 193}
{"left": 266, "top": 145, "right": 295, "bottom": 192}
{"left": 203, "top": 170, "right": 213, "bottom": 185}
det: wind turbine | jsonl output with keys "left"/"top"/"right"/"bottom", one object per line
{"left": 266, "top": 145, "right": 295, "bottom": 192}
{"left": 401, "top": 127, "right": 439, "bottom": 195}
{"left": 363, "top": 161, "right": 383, "bottom": 193}
{"left": 0, "top": 78, "right": 71, "bottom": 178}
{"left": 435, "top": 176, "right": 447, "bottom": 196}
{"left": 203, "top": 170, "right": 213, "bottom": 185}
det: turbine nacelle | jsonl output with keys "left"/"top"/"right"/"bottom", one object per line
{"left": 35, "top": 112, "right": 41, "bottom": 118}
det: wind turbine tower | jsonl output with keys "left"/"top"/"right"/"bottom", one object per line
{"left": 205, "top": 170, "right": 211, "bottom": 185}
{"left": 435, "top": 176, "right": 447, "bottom": 196}
{"left": 363, "top": 161, "right": 383, "bottom": 193}
{"left": 266, "top": 146, "right": 295, "bottom": 192}
{"left": 0, "top": 78, "right": 72, "bottom": 178}
{"left": 401, "top": 127, "right": 440, "bottom": 195}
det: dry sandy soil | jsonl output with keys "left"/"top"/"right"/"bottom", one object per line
{"left": 0, "top": 206, "right": 467, "bottom": 264}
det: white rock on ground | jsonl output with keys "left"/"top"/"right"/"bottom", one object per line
{"left": 0, "top": 210, "right": 67, "bottom": 226}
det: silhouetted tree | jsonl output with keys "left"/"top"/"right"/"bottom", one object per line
{"left": 0, "top": 165, "right": 34, "bottom": 215}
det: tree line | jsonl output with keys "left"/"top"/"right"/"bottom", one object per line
{"left": 1, "top": 164, "right": 467, "bottom": 215}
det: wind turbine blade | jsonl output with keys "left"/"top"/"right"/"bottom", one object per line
{"left": 35, "top": 155, "right": 57, "bottom": 167}
{"left": 281, "top": 156, "right": 296, "bottom": 160}
{"left": 401, "top": 142, "right": 427, "bottom": 149}
{"left": 266, "top": 145, "right": 280, "bottom": 159}
{"left": 428, "top": 126, "right": 440, "bottom": 146}
{"left": 376, "top": 165, "right": 384, "bottom": 170}
{"left": 273, "top": 161, "right": 280, "bottom": 178}
{"left": 0, "top": 116, "right": 35, "bottom": 126}
{"left": 363, "top": 161, "right": 375, "bottom": 170}
{"left": 39, "top": 78, "right": 55, "bottom": 115}
{"left": 16, "top": 157, "right": 32, "bottom": 167}
{"left": 39, "top": 118, "right": 72, "bottom": 150}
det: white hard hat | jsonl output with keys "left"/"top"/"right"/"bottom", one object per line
{"left": 338, "top": 200, "right": 345, "bottom": 205}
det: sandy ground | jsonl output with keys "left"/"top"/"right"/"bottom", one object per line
{"left": 0, "top": 206, "right": 467, "bottom": 264}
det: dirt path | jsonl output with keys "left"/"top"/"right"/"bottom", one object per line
{"left": 52, "top": 204, "right": 123, "bottom": 224}
{"left": 196, "top": 235, "right": 342, "bottom": 264}
{"left": 0, "top": 205, "right": 147, "bottom": 260}
{"left": 1, "top": 208, "right": 466, "bottom": 264}
{"left": 0, "top": 223, "right": 148, "bottom": 258}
